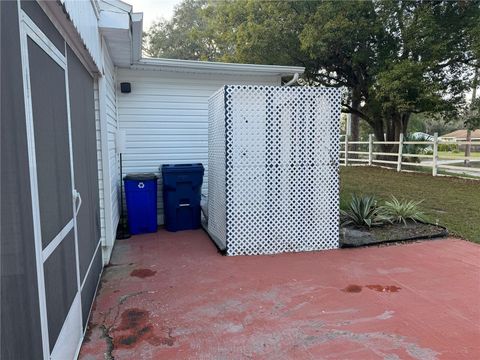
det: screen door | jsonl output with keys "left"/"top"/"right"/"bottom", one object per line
{"left": 19, "top": 8, "right": 83, "bottom": 359}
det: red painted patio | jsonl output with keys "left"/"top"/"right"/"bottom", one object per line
{"left": 79, "top": 230, "right": 480, "bottom": 360}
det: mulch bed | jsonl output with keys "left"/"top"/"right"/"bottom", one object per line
{"left": 340, "top": 221, "right": 448, "bottom": 248}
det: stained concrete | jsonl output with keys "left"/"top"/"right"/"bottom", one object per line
{"left": 79, "top": 230, "right": 480, "bottom": 359}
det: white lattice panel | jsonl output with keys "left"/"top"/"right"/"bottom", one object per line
{"left": 208, "top": 85, "right": 341, "bottom": 256}
{"left": 207, "top": 88, "right": 227, "bottom": 249}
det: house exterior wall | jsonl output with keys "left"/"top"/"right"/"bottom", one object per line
{"left": 94, "top": 79, "right": 104, "bottom": 243}
{"left": 96, "top": 38, "right": 120, "bottom": 264}
{"left": 116, "top": 68, "right": 281, "bottom": 224}
{"left": 106, "top": 56, "right": 120, "bottom": 238}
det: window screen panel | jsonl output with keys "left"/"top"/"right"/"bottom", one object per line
{"left": 28, "top": 38, "right": 73, "bottom": 249}
{"left": 67, "top": 46, "right": 101, "bottom": 280}
{"left": 43, "top": 230, "right": 77, "bottom": 350}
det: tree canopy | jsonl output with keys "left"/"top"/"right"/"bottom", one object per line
{"left": 145, "top": 0, "right": 480, "bottom": 145}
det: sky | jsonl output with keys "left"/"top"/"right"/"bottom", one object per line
{"left": 129, "top": 0, "right": 183, "bottom": 30}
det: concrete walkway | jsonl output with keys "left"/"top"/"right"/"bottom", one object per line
{"left": 80, "top": 230, "right": 480, "bottom": 359}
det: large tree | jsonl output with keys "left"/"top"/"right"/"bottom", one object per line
{"left": 299, "top": 0, "right": 477, "bottom": 147}
{"left": 144, "top": 0, "right": 221, "bottom": 60}
{"left": 145, "top": 0, "right": 480, "bottom": 149}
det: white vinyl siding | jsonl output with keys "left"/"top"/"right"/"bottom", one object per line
{"left": 96, "top": 44, "right": 119, "bottom": 263}
{"left": 105, "top": 55, "right": 119, "bottom": 235}
{"left": 117, "top": 69, "right": 281, "bottom": 224}
{"left": 94, "top": 81, "right": 105, "bottom": 242}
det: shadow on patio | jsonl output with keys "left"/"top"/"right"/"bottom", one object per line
{"left": 79, "top": 230, "right": 480, "bottom": 359}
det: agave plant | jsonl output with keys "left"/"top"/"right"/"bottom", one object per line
{"left": 340, "top": 194, "right": 391, "bottom": 228}
{"left": 380, "top": 196, "right": 426, "bottom": 225}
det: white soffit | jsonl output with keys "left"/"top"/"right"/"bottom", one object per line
{"left": 131, "top": 13, "right": 143, "bottom": 62}
{"left": 98, "top": 0, "right": 142, "bottom": 67}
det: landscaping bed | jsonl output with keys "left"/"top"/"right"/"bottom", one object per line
{"left": 340, "top": 166, "right": 480, "bottom": 243}
{"left": 340, "top": 221, "right": 448, "bottom": 248}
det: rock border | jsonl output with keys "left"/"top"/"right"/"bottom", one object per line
{"left": 340, "top": 221, "right": 449, "bottom": 248}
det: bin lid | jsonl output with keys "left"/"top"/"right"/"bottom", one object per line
{"left": 161, "top": 163, "right": 204, "bottom": 174}
{"left": 124, "top": 173, "right": 158, "bottom": 181}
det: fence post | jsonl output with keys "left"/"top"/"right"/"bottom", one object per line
{"left": 397, "top": 133, "right": 404, "bottom": 172}
{"left": 344, "top": 135, "right": 349, "bottom": 166}
{"left": 432, "top": 132, "right": 438, "bottom": 176}
{"left": 368, "top": 134, "right": 373, "bottom": 166}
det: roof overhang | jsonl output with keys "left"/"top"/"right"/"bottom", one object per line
{"left": 98, "top": 0, "right": 142, "bottom": 66}
{"left": 99, "top": 0, "right": 303, "bottom": 77}
{"left": 39, "top": 1, "right": 100, "bottom": 74}
{"left": 132, "top": 58, "right": 305, "bottom": 77}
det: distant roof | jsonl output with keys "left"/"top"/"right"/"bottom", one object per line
{"left": 441, "top": 129, "right": 480, "bottom": 139}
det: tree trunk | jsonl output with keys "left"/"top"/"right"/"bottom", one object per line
{"left": 393, "top": 117, "right": 402, "bottom": 153}
{"left": 465, "top": 67, "right": 478, "bottom": 167}
{"left": 401, "top": 113, "right": 410, "bottom": 136}
{"left": 392, "top": 113, "right": 410, "bottom": 153}
{"left": 464, "top": 129, "right": 472, "bottom": 167}
{"left": 350, "top": 90, "right": 361, "bottom": 158}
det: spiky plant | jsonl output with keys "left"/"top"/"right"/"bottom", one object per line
{"left": 380, "top": 196, "right": 426, "bottom": 225}
{"left": 403, "top": 133, "right": 433, "bottom": 163}
{"left": 340, "top": 194, "right": 391, "bottom": 228}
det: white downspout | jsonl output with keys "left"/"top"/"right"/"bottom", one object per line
{"left": 284, "top": 73, "right": 299, "bottom": 86}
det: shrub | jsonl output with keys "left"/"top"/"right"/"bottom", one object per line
{"left": 340, "top": 194, "right": 391, "bottom": 228}
{"left": 403, "top": 133, "right": 433, "bottom": 162}
{"left": 379, "top": 196, "right": 426, "bottom": 225}
{"left": 438, "top": 143, "right": 459, "bottom": 152}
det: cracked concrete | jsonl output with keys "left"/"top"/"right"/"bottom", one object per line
{"left": 80, "top": 229, "right": 480, "bottom": 359}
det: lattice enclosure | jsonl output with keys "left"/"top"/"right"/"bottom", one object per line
{"left": 208, "top": 85, "right": 341, "bottom": 256}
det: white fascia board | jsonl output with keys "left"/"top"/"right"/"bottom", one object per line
{"left": 132, "top": 58, "right": 305, "bottom": 77}
{"left": 99, "top": 0, "right": 132, "bottom": 13}
{"left": 131, "top": 12, "right": 143, "bottom": 62}
{"left": 99, "top": 10, "right": 130, "bottom": 31}
{"left": 99, "top": 9, "right": 131, "bottom": 66}
{"left": 131, "top": 12, "right": 143, "bottom": 23}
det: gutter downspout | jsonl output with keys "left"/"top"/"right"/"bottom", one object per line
{"left": 284, "top": 73, "right": 299, "bottom": 86}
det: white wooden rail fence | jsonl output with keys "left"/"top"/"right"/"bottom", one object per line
{"left": 340, "top": 132, "right": 480, "bottom": 176}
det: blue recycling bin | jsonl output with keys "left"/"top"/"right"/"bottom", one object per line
{"left": 161, "top": 164, "right": 204, "bottom": 232}
{"left": 124, "top": 173, "right": 158, "bottom": 235}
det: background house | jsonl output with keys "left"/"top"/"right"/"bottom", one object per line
{"left": 440, "top": 129, "right": 480, "bottom": 151}
{"left": 1, "top": 1, "right": 302, "bottom": 359}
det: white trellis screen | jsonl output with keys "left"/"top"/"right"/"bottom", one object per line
{"left": 208, "top": 85, "right": 341, "bottom": 256}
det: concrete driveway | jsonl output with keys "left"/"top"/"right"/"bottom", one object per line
{"left": 421, "top": 159, "right": 480, "bottom": 178}
{"left": 80, "top": 230, "right": 480, "bottom": 360}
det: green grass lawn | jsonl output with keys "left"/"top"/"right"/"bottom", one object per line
{"left": 438, "top": 150, "right": 480, "bottom": 159}
{"left": 340, "top": 166, "right": 480, "bottom": 243}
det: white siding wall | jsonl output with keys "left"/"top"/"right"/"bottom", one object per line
{"left": 96, "top": 43, "right": 119, "bottom": 263}
{"left": 105, "top": 53, "right": 120, "bottom": 235}
{"left": 94, "top": 81, "right": 105, "bottom": 243}
{"left": 117, "top": 68, "right": 281, "bottom": 224}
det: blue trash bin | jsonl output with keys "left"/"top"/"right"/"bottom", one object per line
{"left": 161, "top": 164, "right": 204, "bottom": 232}
{"left": 124, "top": 173, "right": 158, "bottom": 235}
